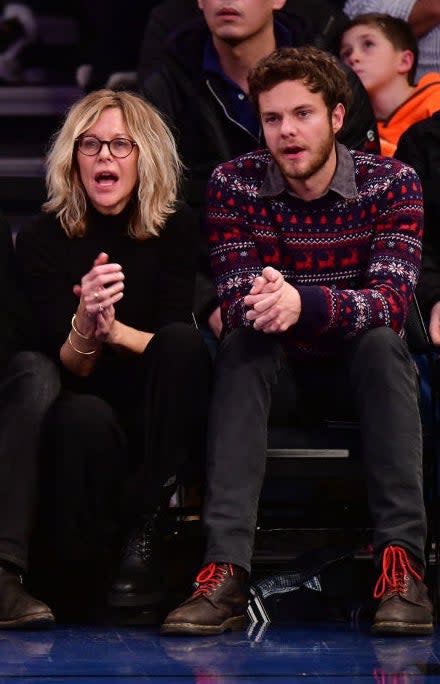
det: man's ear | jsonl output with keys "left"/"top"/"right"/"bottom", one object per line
{"left": 332, "top": 103, "right": 345, "bottom": 134}
{"left": 197, "top": 0, "right": 204, "bottom": 10}
{"left": 397, "top": 49, "right": 415, "bottom": 77}
{"left": 273, "top": 0, "right": 287, "bottom": 10}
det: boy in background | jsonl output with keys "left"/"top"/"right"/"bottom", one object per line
{"left": 340, "top": 12, "right": 440, "bottom": 155}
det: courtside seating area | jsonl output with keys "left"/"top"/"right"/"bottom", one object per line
{"left": 1, "top": 1, "right": 439, "bottom": 629}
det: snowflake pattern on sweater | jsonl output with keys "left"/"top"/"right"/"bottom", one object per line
{"left": 207, "top": 148, "right": 423, "bottom": 359}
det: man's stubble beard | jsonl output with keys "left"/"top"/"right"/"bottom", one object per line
{"left": 280, "top": 128, "right": 335, "bottom": 183}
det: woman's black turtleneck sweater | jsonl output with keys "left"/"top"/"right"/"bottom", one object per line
{"left": 15, "top": 202, "right": 198, "bottom": 366}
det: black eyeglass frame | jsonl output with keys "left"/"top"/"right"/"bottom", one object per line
{"left": 75, "top": 135, "right": 138, "bottom": 158}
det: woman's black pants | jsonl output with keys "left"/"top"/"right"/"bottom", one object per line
{"left": 40, "top": 323, "right": 211, "bottom": 565}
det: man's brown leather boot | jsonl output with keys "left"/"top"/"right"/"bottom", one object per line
{"left": 161, "top": 562, "right": 249, "bottom": 635}
{"left": 0, "top": 564, "right": 54, "bottom": 629}
{"left": 371, "top": 545, "right": 433, "bottom": 635}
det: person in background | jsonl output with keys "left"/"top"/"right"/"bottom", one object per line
{"left": 0, "top": 214, "right": 60, "bottom": 629}
{"left": 340, "top": 12, "right": 440, "bottom": 155}
{"left": 343, "top": 0, "right": 440, "bottom": 82}
{"left": 138, "top": 0, "right": 350, "bottom": 77}
{"left": 15, "top": 89, "right": 211, "bottom": 617}
{"left": 393, "top": 112, "right": 440, "bottom": 427}
{"left": 161, "top": 45, "right": 432, "bottom": 638}
{"left": 395, "top": 111, "right": 440, "bottom": 340}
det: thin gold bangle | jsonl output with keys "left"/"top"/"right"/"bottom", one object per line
{"left": 68, "top": 331, "right": 97, "bottom": 355}
{"left": 71, "top": 313, "right": 93, "bottom": 340}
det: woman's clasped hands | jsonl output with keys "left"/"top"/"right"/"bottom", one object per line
{"left": 73, "top": 252, "right": 125, "bottom": 343}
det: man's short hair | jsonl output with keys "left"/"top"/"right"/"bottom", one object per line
{"left": 343, "top": 13, "right": 419, "bottom": 85}
{"left": 248, "top": 45, "right": 352, "bottom": 116}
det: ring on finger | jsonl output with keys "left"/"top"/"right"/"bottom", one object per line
{"left": 98, "top": 304, "right": 104, "bottom": 313}
{"left": 94, "top": 291, "right": 100, "bottom": 300}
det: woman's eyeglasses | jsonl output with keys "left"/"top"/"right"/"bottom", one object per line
{"left": 76, "top": 135, "right": 138, "bottom": 158}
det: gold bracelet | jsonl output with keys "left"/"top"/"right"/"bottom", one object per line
{"left": 71, "top": 313, "right": 93, "bottom": 340}
{"left": 68, "top": 331, "right": 97, "bottom": 355}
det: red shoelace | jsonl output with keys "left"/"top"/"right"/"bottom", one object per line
{"left": 373, "top": 545, "right": 422, "bottom": 599}
{"left": 192, "top": 562, "right": 234, "bottom": 598}
{"left": 373, "top": 668, "right": 406, "bottom": 684}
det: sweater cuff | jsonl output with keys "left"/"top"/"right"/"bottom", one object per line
{"left": 294, "top": 285, "right": 330, "bottom": 338}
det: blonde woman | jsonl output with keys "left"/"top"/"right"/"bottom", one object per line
{"left": 15, "top": 90, "right": 211, "bottom": 619}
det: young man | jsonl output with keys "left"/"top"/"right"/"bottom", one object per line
{"left": 340, "top": 12, "right": 440, "bottom": 155}
{"left": 140, "top": 0, "right": 379, "bottom": 343}
{"left": 160, "top": 45, "right": 432, "bottom": 637}
{"left": 138, "top": 0, "right": 349, "bottom": 74}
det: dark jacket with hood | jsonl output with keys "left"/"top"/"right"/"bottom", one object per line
{"left": 138, "top": 0, "right": 351, "bottom": 75}
{"left": 139, "top": 13, "right": 380, "bottom": 323}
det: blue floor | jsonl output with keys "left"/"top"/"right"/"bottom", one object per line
{"left": 0, "top": 622, "right": 439, "bottom": 683}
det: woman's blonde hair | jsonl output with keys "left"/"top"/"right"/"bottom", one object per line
{"left": 43, "top": 89, "right": 183, "bottom": 239}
